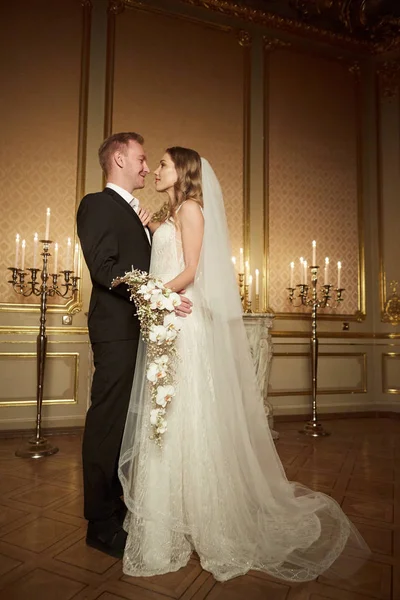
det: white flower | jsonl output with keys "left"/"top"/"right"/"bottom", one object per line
{"left": 138, "top": 281, "right": 157, "bottom": 300}
{"left": 149, "top": 325, "right": 167, "bottom": 344}
{"left": 150, "top": 293, "right": 168, "bottom": 310}
{"left": 155, "top": 355, "right": 169, "bottom": 366}
{"left": 150, "top": 408, "right": 164, "bottom": 426}
{"left": 146, "top": 362, "right": 166, "bottom": 382}
{"left": 168, "top": 292, "right": 181, "bottom": 307}
{"left": 165, "top": 328, "right": 177, "bottom": 343}
{"left": 157, "top": 421, "right": 167, "bottom": 435}
{"left": 163, "top": 313, "right": 182, "bottom": 331}
{"left": 155, "top": 385, "right": 175, "bottom": 408}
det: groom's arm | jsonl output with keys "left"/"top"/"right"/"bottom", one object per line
{"left": 77, "top": 194, "right": 132, "bottom": 301}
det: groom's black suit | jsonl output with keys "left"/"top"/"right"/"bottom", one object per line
{"left": 77, "top": 187, "right": 151, "bottom": 525}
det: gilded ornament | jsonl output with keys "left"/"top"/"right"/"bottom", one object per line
{"left": 383, "top": 280, "right": 400, "bottom": 326}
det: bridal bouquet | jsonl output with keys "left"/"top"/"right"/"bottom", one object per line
{"left": 111, "top": 269, "right": 182, "bottom": 446}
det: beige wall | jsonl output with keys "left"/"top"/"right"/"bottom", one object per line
{"left": 0, "top": 0, "right": 399, "bottom": 430}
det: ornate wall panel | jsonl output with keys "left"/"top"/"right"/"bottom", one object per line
{"left": 266, "top": 49, "right": 363, "bottom": 318}
{"left": 0, "top": 0, "right": 90, "bottom": 312}
{"left": 268, "top": 352, "right": 367, "bottom": 396}
{"left": 0, "top": 353, "right": 78, "bottom": 406}
{"left": 382, "top": 353, "right": 400, "bottom": 394}
{"left": 108, "top": 3, "right": 245, "bottom": 258}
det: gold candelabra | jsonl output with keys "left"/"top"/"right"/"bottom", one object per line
{"left": 7, "top": 240, "right": 80, "bottom": 458}
{"left": 288, "top": 264, "right": 344, "bottom": 437}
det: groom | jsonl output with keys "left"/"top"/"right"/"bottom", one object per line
{"left": 77, "top": 132, "right": 190, "bottom": 558}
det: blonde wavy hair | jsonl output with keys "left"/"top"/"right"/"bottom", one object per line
{"left": 152, "top": 146, "right": 203, "bottom": 223}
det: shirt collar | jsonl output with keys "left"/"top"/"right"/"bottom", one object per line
{"left": 106, "top": 182, "right": 134, "bottom": 205}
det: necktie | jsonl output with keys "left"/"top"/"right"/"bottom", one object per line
{"left": 129, "top": 197, "right": 139, "bottom": 213}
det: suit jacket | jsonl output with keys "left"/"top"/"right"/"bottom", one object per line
{"left": 77, "top": 187, "right": 151, "bottom": 343}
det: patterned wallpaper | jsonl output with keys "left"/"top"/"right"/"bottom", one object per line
{"left": 0, "top": 0, "right": 84, "bottom": 308}
{"left": 111, "top": 6, "right": 244, "bottom": 260}
{"left": 267, "top": 49, "right": 361, "bottom": 316}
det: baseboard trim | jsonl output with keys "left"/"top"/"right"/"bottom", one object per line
{"left": 274, "top": 410, "right": 400, "bottom": 422}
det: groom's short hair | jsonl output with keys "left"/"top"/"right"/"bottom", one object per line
{"left": 99, "top": 131, "right": 144, "bottom": 176}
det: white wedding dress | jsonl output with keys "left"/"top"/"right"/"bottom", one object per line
{"left": 119, "top": 160, "right": 368, "bottom": 582}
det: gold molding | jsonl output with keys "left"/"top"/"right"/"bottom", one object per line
{"left": 242, "top": 30, "right": 251, "bottom": 278}
{"left": 0, "top": 1, "right": 91, "bottom": 315}
{"left": 179, "top": 0, "right": 373, "bottom": 53}
{"left": 272, "top": 330, "right": 400, "bottom": 339}
{"left": 263, "top": 36, "right": 291, "bottom": 53}
{"left": 0, "top": 326, "right": 88, "bottom": 336}
{"left": 269, "top": 351, "right": 367, "bottom": 396}
{"left": 264, "top": 49, "right": 366, "bottom": 320}
{"left": 0, "top": 352, "right": 79, "bottom": 407}
{"left": 382, "top": 352, "right": 400, "bottom": 394}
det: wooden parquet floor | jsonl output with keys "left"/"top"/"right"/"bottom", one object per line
{"left": 0, "top": 417, "right": 399, "bottom": 600}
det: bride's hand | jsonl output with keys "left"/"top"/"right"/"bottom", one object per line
{"left": 137, "top": 207, "right": 153, "bottom": 227}
{"left": 175, "top": 292, "right": 193, "bottom": 318}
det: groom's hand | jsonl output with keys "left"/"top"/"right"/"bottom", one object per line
{"left": 175, "top": 291, "right": 192, "bottom": 317}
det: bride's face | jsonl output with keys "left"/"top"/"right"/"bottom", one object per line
{"left": 154, "top": 153, "right": 178, "bottom": 196}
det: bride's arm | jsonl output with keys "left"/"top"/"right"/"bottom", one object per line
{"left": 164, "top": 200, "right": 204, "bottom": 293}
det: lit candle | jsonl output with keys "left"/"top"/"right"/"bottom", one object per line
{"left": 73, "top": 243, "right": 79, "bottom": 272}
{"left": 299, "top": 257, "right": 304, "bottom": 284}
{"left": 33, "top": 233, "right": 38, "bottom": 269}
{"left": 337, "top": 261, "right": 342, "bottom": 289}
{"left": 255, "top": 268, "right": 260, "bottom": 295}
{"left": 248, "top": 274, "right": 253, "bottom": 301}
{"left": 290, "top": 262, "right": 294, "bottom": 288}
{"left": 239, "top": 247, "right": 244, "bottom": 273}
{"left": 312, "top": 240, "right": 316, "bottom": 266}
{"left": 54, "top": 243, "right": 59, "bottom": 273}
{"left": 324, "top": 257, "right": 329, "bottom": 285}
{"left": 15, "top": 234, "right": 20, "bottom": 268}
{"left": 45, "top": 208, "right": 51, "bottom": 240}
{"left": 231, "top": 256, "right": 237, "bottom": 270}
{"left": 245, "top": 260, "right": 250, "bottom": 285}
{"left": 66, "top": 237, "right": 72, "bottom": 271}
{"left": 21, "top": 239, "right": 26, "bottom": 271}
{"left": 303, "top": 260, "right": 308, "bottom": 285}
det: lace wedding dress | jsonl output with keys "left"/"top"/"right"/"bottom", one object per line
{"left": 119, "top": 160, "right": 368, "bottom": 583}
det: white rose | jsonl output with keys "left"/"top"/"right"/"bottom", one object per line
{"left": 149, "top": 325, "right": 167, "bottom": 344}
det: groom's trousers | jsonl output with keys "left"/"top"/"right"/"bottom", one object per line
{"left": 82, "top": 338, "right": 139, "bottom": 523}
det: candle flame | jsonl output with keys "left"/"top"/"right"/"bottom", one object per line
{"left": 255, "top": 268, "right": 259, "bottom": 275}
{"left": 338, "top": 261, "right": 342, "bottom": 268}
{"left": 21, "top": 239, "right": 26, "bottom": 248}
{"left": 67, "top": 237, "right": 71, "bottom": 246}
{"left": 290, "top": 262, "right": 294, "bottom": 268}
{"left": 34, "top": 232, "right": 38, "bottom": 242}
{"left": 312, "top": 240, "right": 316, "bottom": 247}
{"left": 325, "top": 257, "right": 329, "bottom": 265}
{"left": 16, "top": 233, "right": 20, "bottom": 242}
{"left": 231, "top": 256, "right": 236, "bottom": 264}
{"left": 55, "top": 243, "right": 59, "bottom": 251}
{"left": 46, "top": 208, "right": 51, "bottom": 216}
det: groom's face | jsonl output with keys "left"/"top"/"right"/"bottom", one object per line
{"left": 123, "top": 141, "right": 150, "bottom": 191}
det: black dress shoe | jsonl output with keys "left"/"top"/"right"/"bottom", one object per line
{"left": 86, "top": 518, "right": 127, "bottom": 559}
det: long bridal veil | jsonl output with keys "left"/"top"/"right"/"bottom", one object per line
{"left": 119, "top": 158, "right": 369, "bottom": 582}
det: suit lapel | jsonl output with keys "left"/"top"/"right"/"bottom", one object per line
{"left": 103, "top": 187, "right": 151, "bottom": 247}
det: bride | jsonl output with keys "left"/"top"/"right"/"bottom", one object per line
{"left": 118, "top": 147, "right": 368, "bottom": 582}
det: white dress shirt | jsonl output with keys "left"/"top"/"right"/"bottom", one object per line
{"left": 106, "top": 183, "right": 150, "bottom": 243}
